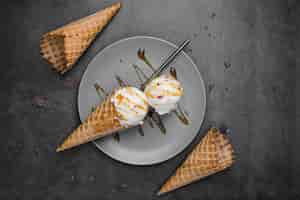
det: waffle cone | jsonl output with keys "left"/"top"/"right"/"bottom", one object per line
{"left": 158, "top": 128, "right": 234, "bottom": 195}
{"left": 56, "top": 94, "right": 126, "bottom": 152}
{"left": 40, "top": 2, "right": 121, "bottom": 74}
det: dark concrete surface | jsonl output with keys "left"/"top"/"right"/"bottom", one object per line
{"left": 1, "top": 0, "right": 298, "bottom": 199}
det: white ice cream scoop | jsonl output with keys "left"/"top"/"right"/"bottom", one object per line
{"left": 144, "top": 74, "right": 183, "bottom": 115}
{"left": 112, "top": 86, "right": 149, "bottom": 126}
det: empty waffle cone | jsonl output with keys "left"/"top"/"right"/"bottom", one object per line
{"left": 56, "top": 94, "right": 126, "bottom": 152}
{"left": 40, "top": 2, "right": 122, "bottom": 74}
{"left": 157, "top": 128, "right": 234, "bottom": 195}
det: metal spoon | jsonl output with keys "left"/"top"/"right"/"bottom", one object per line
{"left": 141, "top": 40, "right": 190, "bottom": 89}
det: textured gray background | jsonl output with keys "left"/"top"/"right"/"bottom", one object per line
{"left": 1, "top": 0, "right": 298, "bottom": 199}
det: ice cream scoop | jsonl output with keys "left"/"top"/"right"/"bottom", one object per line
{"left": 144, "top": 74, "right": 183, "bottom": 115}
{"left": 112, "top": 86, "right": 149, "bottom": 126}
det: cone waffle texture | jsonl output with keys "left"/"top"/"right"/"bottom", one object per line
{"left": 56, "top": 94, "right": 125, "bottom": 152}
{"left": 158, "top": 128, "right": 234, "bottom": 195}
{"left": 40, "top": 2, "right": 121, "bottom": 74}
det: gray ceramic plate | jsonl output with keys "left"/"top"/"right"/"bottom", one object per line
{"left": 78, "top": 36, "right": 206, "bottom": 165}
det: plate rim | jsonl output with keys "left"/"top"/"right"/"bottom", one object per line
{"left": 78, "top": 35, "right": 206, "bottom": 165}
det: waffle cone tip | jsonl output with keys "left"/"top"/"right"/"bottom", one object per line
{"left": 156, "top": 190, "right": 165, "bottom": 196}
{"left": 115, "top": 2, "right": 122, "bottom": 8}
{"left": 56, "top": 146, "right": 64, "bottom": 152}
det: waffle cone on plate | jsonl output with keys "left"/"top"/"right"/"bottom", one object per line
{"left": 40, "top": 2, "right": 121, "bottom": 74}
{"left": 157, "top": 128, "right": 234, "bottom": 195}
{"left": 56, "top": 94, "right": 126, "bottom": 152}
